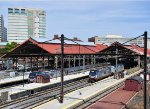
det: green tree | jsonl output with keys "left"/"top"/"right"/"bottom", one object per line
{"left": 5, "top": 42, "right": 18, "bottom": 52}
{"left": 0, "top": 48, "right": 7, "bottom": 56}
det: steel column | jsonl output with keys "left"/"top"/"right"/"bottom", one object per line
{"left": 23, "top": 57, "right": 26, "bottom": 87}
{"left": 60, "top": 34, "right": 64, "bottom": 103}
{"left": 36, "top": 57, "right": 38, "bottom": 70}
{"left": 74, "top": 56, "right": 76, "bottom": 67}
{"left": 30, "top": 57, "right": 32, "bottom": 71}
{"left": 144, "top": 31, "right": 147, "bottom": 109}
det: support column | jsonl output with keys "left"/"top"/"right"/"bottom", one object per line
{"left": 83, "top": 55, "right": 85, "bottom": 71}
{"left": 48, "top": 56, "right": 50, "bottom": 69}
{"left": 87, "top": 55, "right": 90, "bottom": 65}
{"left": 36, "top": 57, "right": 38, "bottom": 71}
{"left": 115, "top": 48, "right": 118, "bottom": 69}
{"left": 30, "top": 57, "right": 32, "bottom": 71}
{"left": 16, "top": 58, "right": 18, "bottom": 70}
{"left": 94, "top": 55, "right": 96, "bottom": 65}
{"left": 68, "top": 55, "right": 71, "bottom": 68}
{"left": 74, "top": 56, "right": 76, "bottom": 67}
{"left": 91, "top": 55, "right": 93, "bottom": 65}
{"left": 55, "top": 55, "right": 58, "bottom": 69}
{"left": 42, "top": 56, "right": 45, "bottom": 70}
{"left": 23, "top": 57, "right": 26, "bottom": 87}
{"left": 138, "top": 56, "right": 141, "bottom": 67}
{"left": 79, "top": 55, "right": 80, "bottom": 69}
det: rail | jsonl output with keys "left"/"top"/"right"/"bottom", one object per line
{"left": 64, "top": 69, "right": 143, "bottom": 109}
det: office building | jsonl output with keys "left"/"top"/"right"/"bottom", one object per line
{"left": 8, "top": 7, "right": 46, "bottom": 43}
{"left": 88, "top": 35, "right": 150, "bottom": 48}
{"left": 0, "top": 15, "right": 7, "bottom": 42}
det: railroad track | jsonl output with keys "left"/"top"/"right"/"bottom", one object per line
{"left": 0, "top": 77, "right": 91, "bottom": 109}
{"left": 67, "top": 68, "right": 142, "bottom": 109}
{"left": 74, "top": 82, "right": 124, "bottom": 109}
{"left": 0, "top": 64, "right": 114, "bottom": 109}
{"left": 0, "top": 64, "right": 108, "bottom": 91}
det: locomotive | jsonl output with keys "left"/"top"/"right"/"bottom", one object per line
{"left": 89, "top": 64, "right": 124, "bottom": 82}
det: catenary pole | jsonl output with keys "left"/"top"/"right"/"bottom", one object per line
{"left": 144, "top": 31, "right": 147, "bottom": 109}
{"left": 60, "top": 34, "right": 64, "bottom": 103}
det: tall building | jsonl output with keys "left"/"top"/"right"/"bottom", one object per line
{"left": 88, "top": 35, "right": 150, "bottom": 48}
{"left": 8, "top": 7, "right": 46, "bottom": 43}
{"left": 0, "top": 15, "right": 7, "bottom": 42}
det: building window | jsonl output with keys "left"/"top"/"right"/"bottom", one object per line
{"left": 8, "top": 8, "right": 13, "bottom": 13}
{"left": 21, "top": 9, "right": 26, "bottom": 14}
{"left": 15, "top": 9, "right": 19, "bottom": 13}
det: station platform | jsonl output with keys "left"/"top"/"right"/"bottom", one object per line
{"left": 0, "top": 71, "right": 90, "bottom": 100}
{"left": 0, "top": 75, "right": 28, "bottom": 86}
{"left": 33, "top": 69, "right": 143, "bottom": 109}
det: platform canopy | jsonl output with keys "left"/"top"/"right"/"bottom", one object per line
{"left": 1, "top": 38, "right": 107, "bottom": 58}
{"left": 97, "top": 42, "right": 150, "bottom": 57}
{"left": 2, "top": 37, "right": 150, "bottom": 58}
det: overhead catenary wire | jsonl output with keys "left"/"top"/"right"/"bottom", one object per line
{"left": 64, "top": 37, "right": 98, "bottom": 53}
{"left": 122, "top": 34, "right": 144, "bottom": 45}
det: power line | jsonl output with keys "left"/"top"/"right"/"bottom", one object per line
{"left": 64, "top": 37, "right": 98, "bottom": 53}
{"left": 122, "top": 34, "right": 144, "bottom": 45}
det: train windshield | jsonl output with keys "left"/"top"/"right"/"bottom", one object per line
{"left": 89, "top": 70, "right": 97, "bottom": 76}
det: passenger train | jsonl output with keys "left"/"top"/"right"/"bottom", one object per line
{"left": 88, "top": 64, "right": 124, "bottom": 82}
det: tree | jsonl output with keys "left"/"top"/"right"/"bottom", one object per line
{"left": 0, "top": 48, "right": 7, "bottom": 56}
{"left": 5, "top": 42, "right": 18, "bottom": 52}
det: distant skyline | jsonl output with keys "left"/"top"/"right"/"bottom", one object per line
{"left": 0, "top": 0, "right": 150, "bottom": 41}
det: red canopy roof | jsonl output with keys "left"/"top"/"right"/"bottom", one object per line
{"left": 6, "top": 38, "right": 108, "bottom": 55}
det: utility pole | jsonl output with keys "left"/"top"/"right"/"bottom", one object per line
{"left": 60, "top": 34, "right": 64, "bottom": 103}
{"left": 144, "top": 31, "right": 147, "bottom": 109}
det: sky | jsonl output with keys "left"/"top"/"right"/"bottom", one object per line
{"left": 0, "top": 0, "right": 150, "bottom": 41}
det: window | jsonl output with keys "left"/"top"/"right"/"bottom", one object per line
{"left": 21, "top": 9, "right": 25, "bottom": 14}
{"left": 8, "top": 8, "right": 13, "bottom": 13}
{"left": 15, "top": 9, "right": 19, "bottom": 13}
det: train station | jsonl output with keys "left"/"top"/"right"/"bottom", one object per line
{"left": 1, "top": 37, "right": 150, "bottom": 71}
{"left": 0, "top": 34, "right": 150, "bottom": 109}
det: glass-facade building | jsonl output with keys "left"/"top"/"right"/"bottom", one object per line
{"left": 8, "top": 7, "right": 46, "bottom": 43}
{"left": 0, "top": 15, "right": 7, "bottom": 42}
